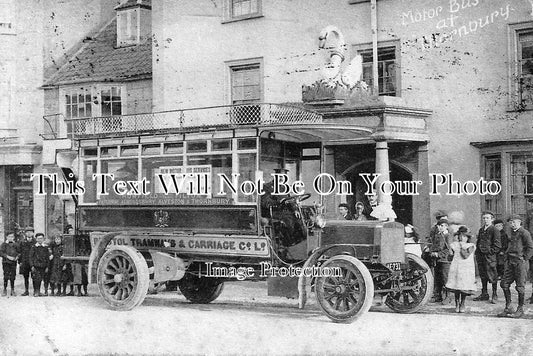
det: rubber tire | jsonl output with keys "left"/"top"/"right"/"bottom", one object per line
{"left": 315, "top": 255, "right": 374, "bottom": 323}
{"left": 178, "top": 273, "right": 224, "bottom": 304}
{"left": 97, "top": 245, "right": 150, "bottom": 311}
{"left": 385, "top": 253, "right": 434, "bottom": 314}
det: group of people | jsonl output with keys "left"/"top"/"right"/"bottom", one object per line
{"left": 423, "top": 210, "right": 533, "bottom": 318}
{"left": 0, "top": 226, "right": 88, "bottom": 297}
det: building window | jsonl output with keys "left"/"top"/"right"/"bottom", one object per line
{"left": 117, "top": 8, "right": 139, "bottom": 46}
{"left": 223, "top": 0, "right": 262, "bottom": 23}
{"left": 101, "top": 87, "right": 122, "bottom": 116}
{"left": 230, "top": 63, "right": 261, "bottom": 104}
{"left": 518, "top": 30, "right": 533, "bottom": 109}
{"left": 227, "top": 59, "right": 263, "bottom": 124}
{"left": 510, "top": 154, "right": 533, "bottom": 219}
{"left": 510, "top": 23, "right": 533, "bottom": 111}
{"left": 62, "top": 85, "right": 124, "bottom": 119}
{"left": 65, "top": 88, "right": 92, "bottom": 119}
{"left": 483, "top": 155, "right": 503, "bottom": 219}
{"left": 360, "top": 46, "right": 398, "bottom": 96}
{"left": 0, "top": 0, "right": 15, "bottom": 35}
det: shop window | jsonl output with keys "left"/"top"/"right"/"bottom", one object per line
{"left": 187, "top": 141, "right": 208, "bottom": 153}
{"left": 142, "top": 144, "right": 161, "bottom": 156}
{"left": 163, "top": 142, "right": 184, "bottom": 155}
{"left": 212, "top": 139, "right": 232, "bottom": 151}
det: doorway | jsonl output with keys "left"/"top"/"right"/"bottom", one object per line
{"left": 345, "top": 161, "right": 413, "bottom": 225}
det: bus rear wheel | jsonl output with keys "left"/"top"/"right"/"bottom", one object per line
{"left": 178, "top": 272, "right": 224, "bottom": 304}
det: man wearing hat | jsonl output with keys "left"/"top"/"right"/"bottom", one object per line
{"left": 473, "top": 211, "right": 501, "bottom": 303}
{"left": 498, "top": 214, "right": 533, "bottom": 318}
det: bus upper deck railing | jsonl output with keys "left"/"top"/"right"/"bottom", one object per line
{"left": 54, "top": 103, "right": 323, "bottom": 139}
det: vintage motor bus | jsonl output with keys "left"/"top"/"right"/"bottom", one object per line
{"left": 59, "top": 103, "right": 433, "bottom": 323}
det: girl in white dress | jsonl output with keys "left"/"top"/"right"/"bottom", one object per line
{"left": 446, "top": 226, "right": 476, "bottom": 313}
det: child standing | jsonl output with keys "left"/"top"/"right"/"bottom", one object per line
{"left": 446, "top": 226, "right": 477, "bottom": 313}
{"left": 0, "top": 232, "right": 20, "bottom": 296}
{"left": 49, "top": 235, "right": 64, "bottom": 296}
{"left": 29, "top": 233, "right": 52, "bottom": 297}
{"left": 18, "top": 228, "right": 35, "bottom": 296}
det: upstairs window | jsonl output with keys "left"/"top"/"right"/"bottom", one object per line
{"left": 62, "top": 85, "right": 124, "bottom": 119}
{"left": 117, "top": 8, "right": 139, "bottom": 46}
{"left": 223, "top": 0, "right": 262, "bottom": 23}
{"left": 230, "top": 63, "right": 261, "bottom": 105}
{"left": 101, "top": 87, "right": 122, "bottom": 116}
{"left": 65, "top": 88, "right": 92, "bottom": 119}
{"left": 510, "top": 23, "right": 533, "bottom": 111}
{"left": 227, "top": 59, "right": 263, "bottom": 124}
{"left": 518, "top": 30, "right": 533, "bottom": 109}
{"left": 0, "top": 0, "right": 15, "bottom": 35}
{"left": 360, "top": 46, "right": 398, "bottom": 96}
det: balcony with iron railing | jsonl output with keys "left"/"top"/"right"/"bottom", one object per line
{"left": 42, "top": 103, "right": 324, "bottom": 140}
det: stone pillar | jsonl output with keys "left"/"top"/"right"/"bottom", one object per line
{"left": 323, "top": 146, "right": 337, "bottom": 219}
{"left": 413, "top": 143, "right": 430, "bottom": 238}
{"left": 371, "top": 140, "right": 396, "bottom": 220}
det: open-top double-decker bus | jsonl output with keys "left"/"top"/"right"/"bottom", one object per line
{"left": 58, "top": 103, "right": 433, "bottom": 323}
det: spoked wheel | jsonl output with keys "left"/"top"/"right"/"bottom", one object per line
{"left": 315, "top": 255, "right": 374, "bottom": 323}
{"left": 178, "top": 271, "right": 224, "bottom": 304}
{"left": 97, "top": 246, "right": 150, "bottom": 311}
{"left": 385, "top": 253, "right": 434, "bottom": 314}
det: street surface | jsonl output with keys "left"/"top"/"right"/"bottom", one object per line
{"left": 0, "top": 280, "right": 532, "bottom": 355}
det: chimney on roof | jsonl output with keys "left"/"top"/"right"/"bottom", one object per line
{"left": 115, "top": 0, "right": 151, "bottom": 47}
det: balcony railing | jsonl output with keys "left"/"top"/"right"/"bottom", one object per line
{"left": 57, "top": 103, "right": 322, "bottom": 139}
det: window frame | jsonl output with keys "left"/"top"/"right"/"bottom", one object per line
{"left": 78, "top": 137, "right": 259, "bottom": 205}
{"left": 478, "top": 143, "right": 533, "bottom": 222}
{"left": 116, "top": 7, "right": 140, "bottom": 47}
{"left": 352, "top": 40, "right": 401, "bottom": 97}
{"left": 225, "top": 57, "right": 264, "bottom": 105}
{"left": 60, "top": 84, "right": 126, "bottom": 119}
{"left": 0, "top": 0, "right": 15, "bottom": 35}
{"left": 222, "top": 0, "right": 263, "bottom": 23}
{"left": 508, "top": 22, "right": 533, "bottom": 111}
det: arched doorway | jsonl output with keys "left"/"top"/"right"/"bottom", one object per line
{"left": 344, "top": 160, "right": 413, "bottom": 225}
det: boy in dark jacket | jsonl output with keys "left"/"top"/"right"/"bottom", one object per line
{"left": 18, "top": 227, "right": 35, "bottom": 296}
{"left": 29, "top": 233, "right": 52, "bottom": 297}
{"left": 428, "top": 219, "right": 453, "bottom": 303}
{"left": 0, "top": 232, "right": 20, "bottom": 296}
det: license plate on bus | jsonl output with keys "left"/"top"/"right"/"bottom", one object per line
{"left": 386, "top": 262, "right": 402, "bottom": 271}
